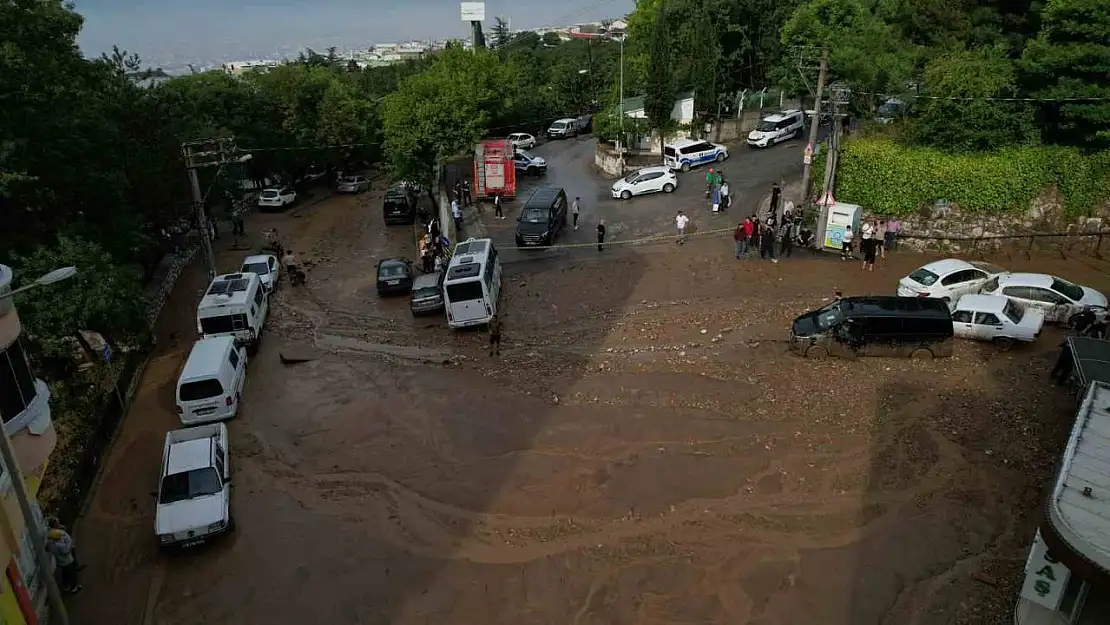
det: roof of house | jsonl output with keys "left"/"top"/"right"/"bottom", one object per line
{"left": 621, "top": 90, "right": 696, "bottom": 113}
{"left": 1050, "top": 379, "right": 1110, "bottom": 572}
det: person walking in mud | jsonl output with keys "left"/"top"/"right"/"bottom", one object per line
{"left": 596, "top": 219, "right": 607, "bottom": 251}
{"left": 493, "top": 193, "right": 504, "bottom": 220}
{"left": 488, "top": 314, "right": 502, "bottom": 356}
{"left": 769, "top": 182, "right": 782, "bottom": 220}
{"left": 572, "top": 197, "right": 581, "bottom": 230}
{"left": 676, "top": 210, "right": 690, "bottom": 244}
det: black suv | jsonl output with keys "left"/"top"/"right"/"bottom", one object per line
{"left": 383, "top": 183, "right": 417, "bottom": 225}
{"left": 515, "top": 187, "right": 568, "bottom": 248}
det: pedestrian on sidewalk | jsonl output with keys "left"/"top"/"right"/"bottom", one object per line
{"left": 572, "top": 197, "right": 581, "bottom": 230}
{"left": 841, "top": 225, "right": 854, "bottom": 260}
{"left": 46, "top": 522, "right": 81, "bottom": 593}
{"left": 720, "top": 180, "right": 731, "bottom": 213}
{"left": 462, "top": 180, "right": 472, "bottom": 207}
{"left": 451, "top": 197, "right": 463, "bottom": 235}
{"left": 676, "top": 211, "right": 690, "bottom": 244}
{"left": 770, "top": 182, "right": 781, "bottom": 220}
{"left": 760, "top": 221, "right": 778, "bottom": 263}
{"left": 488, "top": 313, "right": 502, "bottom": 356}
{"left": 596, "top": 219, "right": 607, "bottom": 251}
{"left": 231, "top": 207, "right": 246, "bottom": 237}
{"left": 734, "top": 219, "right": 750, "bottom": 259}
{"left": 493, "top": 193, "right": 504, "bottom": 220}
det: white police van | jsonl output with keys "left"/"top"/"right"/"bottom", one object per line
{"left": 663, "top": 138, "right": 729, "bottom": 172}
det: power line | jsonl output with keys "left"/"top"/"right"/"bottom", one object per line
{"left": 855, "top": 90, "right": 1110, "bottom": 102}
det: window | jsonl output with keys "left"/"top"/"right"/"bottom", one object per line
{"left": 179, "top": 379, "right": 225, "bottom": 402}
{"left": 483, "top": 257, "right": 494, "bottom": 288}
{"left": 756, "top": 120, "right": 777, "bottom": 132}
{"left": 1028, "top": 288, "right": 1066, "bottom": 305}
{"left": 158, "top": 468, "right": 223, "bottom": 504}
{"left": 664, "top": 147, "right": 677, "bottom": 158}
{"left": 0, "top": 340, "right": 39, "bottom": 423}
{"left": 641, "top": 172, "right": 663, "bottom": 182}
{"left": 941, "top": 270, "right": 974, "bottom": 286}
{"left": 1002, "top": 286, "right": 1033, "bottom": 300}
{"left": 253, "top": 287, "right": 264, "bottom": 307}
{"left": 214, "top": 448, "right": 226, "bottom": 480}
{"left": 228, "top": 349, "right": 240, "bottom": 369}
{"left": 1003, "top": 300, "right": 1024, "bottom": 324}
{"left": 952, "top": 310, "right": 973, "bottom": 323}
{"left": 974, "top": 313, "right": 1001, "bottom": 325}
{"left": 446, "top": 281, "right": 484, "bottom": 302}
{"left": 908, "top": 268, "right": 940, "bottom": 286}
{"left": 242, "top": 262, "right": 269, "bottom": 276}
{"left": 1051, "top": 278, "right": 1084, "bottom": 301}
{"left": 862, "top": 317, "right": 903, "bottom": 335}
{"left": 447, "top": 264, "right": 480, "bottom": 280}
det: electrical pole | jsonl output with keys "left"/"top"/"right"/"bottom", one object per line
{"left": 618, "top": 34, "right": 625, "bottom": 172}
{"left": 799, "top": 46, "right": 829, "bottom": 211}
{"left": 182, "top": 138, "right": 241, "bottom": 283}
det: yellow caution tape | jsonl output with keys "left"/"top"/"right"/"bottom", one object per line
{"left": 498, "top": 225, "right": 742, "bottom": 251}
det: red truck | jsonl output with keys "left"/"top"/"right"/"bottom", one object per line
{"left": 474, "top": 139, "right": 517, "bottom": 199}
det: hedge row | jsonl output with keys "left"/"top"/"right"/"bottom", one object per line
{"left": 831, "top": 139, "right": 1110, "bottom": 216}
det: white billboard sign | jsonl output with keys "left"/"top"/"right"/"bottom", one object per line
{"left": 461, "top": 2, "right": 485, "bottom": 21}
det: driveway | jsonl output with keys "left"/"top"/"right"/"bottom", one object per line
{"left": 473, "top": 135, "right": 804, "bottom": 264}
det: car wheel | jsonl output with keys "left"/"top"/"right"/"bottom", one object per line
{"left": 680, "top": 162, "right": 691, "bottom": 172}
{"left": 804, "top": 345, "right": 828, "bottom": 359}
{"left": 620, "top": 190, "right": 632, "bottom": 200}
{"left": 716, "top": 152, "right": 726, "bottom": 162}
{"left": 910, "top": 347, "right": 934, "bottom": 360}
{"left": 663, "top": 183, "right": 675, "bottom": 193}
{"left": 1068, "top": 312, "right": 1086, "bottom": 328}
{"left": 993, "top": 337, "right": 1015, "bottom": 351}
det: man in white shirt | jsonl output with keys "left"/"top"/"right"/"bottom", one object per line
{"left": 676, "top": 211, "right": 690, "bottom": 244}
{"left": 451, "top": 199, "right": 463, "bottom": 235}
{"left": 841, "top": 225, "right": 854, "bottom": 260}
{"left": 720, "top": 181, "right": 731, "bottom": 213}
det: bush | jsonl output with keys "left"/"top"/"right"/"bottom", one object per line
{"left": 833, "top": 138, "right": 1110, "bottom": 216}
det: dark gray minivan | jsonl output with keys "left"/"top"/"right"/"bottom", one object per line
{"left": 791, "top": 296, "right": 954, "bottom": 359}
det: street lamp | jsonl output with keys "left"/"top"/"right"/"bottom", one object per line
{"left": 0, "top": 265, "right": 76, "bottom": 625}
{"left": 617, "top": 34, "right": 626, "bottom": 172}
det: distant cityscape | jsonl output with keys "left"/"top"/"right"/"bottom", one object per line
{"left": 149, "top": 19, "right": 626, "bottom": 77}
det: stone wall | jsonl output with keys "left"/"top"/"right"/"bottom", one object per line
{"left": 861, "top": 188, "right": 1110, "bottom": 255}
{"left": 594, "top": 144, "right": 665, "bottom": 178}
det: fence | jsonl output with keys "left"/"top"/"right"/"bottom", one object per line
{"left": 898, "top": 229, "right": 1110, "bottom": 260}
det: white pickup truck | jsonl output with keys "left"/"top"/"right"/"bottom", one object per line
{"left": 154, "top": 424, "right": 233, "bottom": 548}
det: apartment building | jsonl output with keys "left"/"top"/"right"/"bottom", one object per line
{"left": 0, "top": 265, "right": 59, "bottom": 625}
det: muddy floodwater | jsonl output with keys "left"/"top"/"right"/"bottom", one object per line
{"left": 67, "top": 147, "right": 1101, "bottom": 624}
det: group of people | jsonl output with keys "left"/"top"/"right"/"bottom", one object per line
{"left": 704, "top": 168, "right": 734, "bottom": 213}
{"left": 838, "top": 218, "right": 902, "bottom": 271}
{"left": 729, "top": 210, "right": 814, "bottom": 262}
{"left": 419, "top": 217, "right": 452, "bottom": 274}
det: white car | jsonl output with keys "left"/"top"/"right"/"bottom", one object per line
{"left": 257, "top": 187, "right": 296, "bottom": 210}
{"left": 982, "top": 272, "right": 1108, "bottom": 325}
{"left": 611, "top": 166, "right": 678, "bottom": 200}
{"left": 336, "top": 175, "right": 370, "bottom": 194}
{"left": 155, "top": 424, "right": 232, "bottom": 548}
{"left": 746, "top": 110, "right": 805, "bottom": 148}
{"left": 240, "top": 254, "right": 280, "bottom": 292}
{"left": 897, "top": 258, "right": 1008, "bottom": 305}
{"left": 951, "top": 294, "right": 1044, "bottom": 345}
{"left": 508, "top": 133, "right": 536, "bottom": 150}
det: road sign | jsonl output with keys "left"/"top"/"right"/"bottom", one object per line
{"left": 803, "top": 144, "right": 813, "bottom": 165}
{"left": 460, "top": 2, "right": 485, "bottom": 21}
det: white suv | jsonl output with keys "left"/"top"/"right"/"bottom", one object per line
{"left": 747, "top": 110, "right": 805, "bottom": 148}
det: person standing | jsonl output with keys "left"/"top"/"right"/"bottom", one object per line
{"left": 733, "top": 219, "right": 750, "bottom": 259}
{"left": 453, "top": 181, "right": 463, "bottom": 207}
{"left": 760, "top": 221, "right": 778, "bottom": 263}
{"left": 462, "top": 180, "right": 473, "bottom": 207}
{"left": 704, "top": 168, "right": 715, "bottom": 198}
{"left": 780, "top": 219, "right": 795, "bottom": 257}
{"left": 572, "top": 197, "right": 581, "bottom": 230}
{"left": 862, "top": 229, "right": 877, "bottom": 271}
{"left": 596, "top": 219, "right": 607, "bottom": 251}
{"left": 751, "top": 217, "right": 762, "bottom": 251}
{"left": 46, "top": 524, "right": 81, "bottom": 593}
{"left": 770, "top": 183, "right": 781, "bottom": 220}
{"left": 451, "top": 197, "right": 463, "bottom": 235}
{"left": 860, "top": 220, "right": 876, "bottom": 270}
{"left": 720, "top": 180, "right": 731, "bottom": 213}
{"left": 841, "top": 225, "right": 854, "bottom": 260}
{"left": 886, "top": 217, "right": 901, "bottom": 251}
{"left": 876, "top": 219, "right": 888, "bottom": 259}
{"left": 488, "top": 314, "right": 502, "bottom": 357}
{"left": 676, "top": 211, "right": 690, "bottom": 244}
{"left": 493, "top": 193, "right": 504, "bottom": 220}
{"left": 714, "top": 170, "right": 724, "bottom": 188}
{"left": 711, "top": 184, "right": 721, "bottom": 213}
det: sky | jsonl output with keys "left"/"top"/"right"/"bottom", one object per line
{"left": 73, "top": 0, "right": 634, "bottom": 71}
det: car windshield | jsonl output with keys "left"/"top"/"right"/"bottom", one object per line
{"left": 908, "top": 267, "right": 940, "bottom": 286}
{"left": 1003, "top": 300, "right": 1023, "bottom": 324}
{"left": 261, "top": 190, "right": 278, "bottom": 197}
{"left": 159, "top": 468, "right": 223, "bottom": 505}
{"left": 814, "top": 301, "right": 844, "bottom": 330}
{"left": 413, "top": 286, "right": 440, "bottom": 299}
{"left": 379, "top": 263, "right": 408, "bottom": 278}
{"left": 1052, "top": 277, "right": 1084, "bottom": 301}
{"left": 757, "top": 120, "right": 777, "bottom": 132}
{"left": 241, "top": 262, "right": 269, "bottom": 276}
{"left": 521, "top": 208, "right": 548, "bottom": 223}
{"left": 179, "top": 379, "right": 224, "bottom": 402}
{"left": 551, "top": 122, "right": 565, "bottom": 129}
{"left": 664, "top": 147, "right": 676, "bottom": 158}
{"left": 517, "top": 150, "right": 535, "bottom": 160}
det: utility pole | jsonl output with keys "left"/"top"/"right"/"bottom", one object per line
{"left": 799, "top": 46, "right": 829, "bottom": 211}
{"left": 182, "top": 137, "right": 241, "bottom": 283}
{"left": 823, "top": 84, "right": 851, "bottom": 202}
{"left": 618, "top": 34, "right": 625, "bottom": 172}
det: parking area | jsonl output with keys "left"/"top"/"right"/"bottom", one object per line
{"left": 67, "top": 154, "right": 1110, "bottom": 624}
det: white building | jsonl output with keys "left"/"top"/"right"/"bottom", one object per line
{"left": 1015, "top": 361, "right": 1110, "bottom": 625}
{"left": 619, "top": 91, "right": 697, "bottom": 154}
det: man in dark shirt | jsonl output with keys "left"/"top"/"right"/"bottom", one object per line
{"left": 488, "top": 314, "right": 502, "bottom": 356}
{"left": 597, "top": 219, "right": 607, "bottom": 251}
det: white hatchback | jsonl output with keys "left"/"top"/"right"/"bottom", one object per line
{"left": 508, "top": 133, "right": 536, "bottom": 150}
{"left": 611, "top": 166, "right": 678, "bottom": 200}
{"left": 897, "top": 258, "right": 1008, "bottom": 305}
{"left": 982, "top": 272, "right": 1108, "bottom": 325}
{"left": 257, "top": 187, "right": 296, "bottom": 209}
{"left": 240, "top": 254, "right": 279, "bottom": 292}
{"left": 951, "top": 294, "right": 1044, "bottom": 345}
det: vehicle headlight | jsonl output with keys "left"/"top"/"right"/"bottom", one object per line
{"left": 208, "top": 520, "right": 227, "bottom": 532}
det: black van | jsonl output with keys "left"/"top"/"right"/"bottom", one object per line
{"left": 790, "top": 296, "right": 954, "bottom": 359}
{"left": 383, "top": 184, "right": 417, "bottom": 225}
{"left": 515, "top": 186, "right": 568, "bottom": 247}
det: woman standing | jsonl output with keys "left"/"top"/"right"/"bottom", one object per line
{"left": 862, "top": 221, "right": 878, "bottom": 271}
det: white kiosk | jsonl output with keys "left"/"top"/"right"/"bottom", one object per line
{"left": 821, "top": 202, "right": 862, "bottom": 251}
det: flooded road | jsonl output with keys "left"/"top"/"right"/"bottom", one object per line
{"left": 67, "top": 153, "right": 1101, "bottom": 625}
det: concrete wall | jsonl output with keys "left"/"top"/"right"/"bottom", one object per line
{"left": 594, "top": 145, "right": 665, "bottom": 178}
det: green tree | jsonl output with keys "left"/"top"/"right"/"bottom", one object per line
{"left": 491, "top": 17, "right": 511, "bottom": 48}
{"left": 542, "top": 31, "right": 562, "bottom": 46}
{"left": 913, "top": 46, "right": 1037, "bottom": 151}
{"left": 12, "top": 236, "right": 148, "bottom": 363}
{"left": 644, "top": 0, "right": 675, "bottom": 133}
{"left": 1021, "top": 0, "right": 1110, "bottom": 149}
{"left": 381, "top": 48, "right": 510, "bottom": 185}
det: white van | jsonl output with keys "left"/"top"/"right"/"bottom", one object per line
{"left": 444, "top": 238, "right": 502, "bottom": 329}
{"left": 547, "top": 118, "right": 580, "bottom": 139}
{"left": 175, "top": 336, "right": 248, "bottom": 425}
{"left": 196, "top": 272, "right": 269, "bottom": 348}
{"left": 662, "top": 138, "right": 729, "bottom": 172}
{"left": 747, "top": 109, "right": 805, "bottom": 148}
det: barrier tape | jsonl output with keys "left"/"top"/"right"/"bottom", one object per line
{"left": 496, "top": 225, "right": 743, "bottom": 252}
